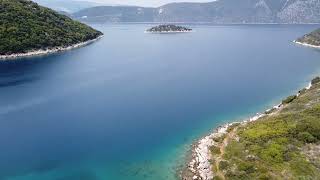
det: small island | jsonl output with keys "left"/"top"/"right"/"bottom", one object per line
{"left": 145, "top": 24, "right": 192, "bottom": 33}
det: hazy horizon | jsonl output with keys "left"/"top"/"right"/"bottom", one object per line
{"left": 74, "top": 0, "right": 212, "bottom": 7}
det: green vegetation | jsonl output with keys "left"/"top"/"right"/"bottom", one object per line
{"left": 296, "top": 28, "right": 320, "bottom": 46}
{"left": 211, "top": 81, "right": 320, "bottom": 179}
{"left": 0, "top": 0, "right": 103, "bottom": 55}
{"left": 311, "top": 77, "right": 320, "bottom": 85}
{"left": 282, "top": 95, "right": 297, "bottom": 104}
{"left": 146, "top": 25, "right": 192, "bottom": 33}
{"left": 210, "top": 145, "right": 221, "bottom": 155}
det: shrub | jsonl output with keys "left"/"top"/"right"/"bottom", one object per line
{"left": 238, "top": 161, "right": 255, "bottom": 173}
{"left": 210, "top": 146, "right": 221, "bottom": 155}
{"left": 212, "top": 176, "right": 224, "bottom": 180}
{"left": 282, "top": 95, "right": 297, "bottom": 104}
{"left": 311, "top": 77, "right": 320, "bottom": 85}
{"left": 297, "top": 132, "right": 316, "bottom": 143}
{"left": 227, "top": 123, "right": 241, "bottom": 133}
{"left": 296, "top": 116, "right": 320, "bottom": 140}
{"left": 219, "top": 160, "right": 229, "bottom": 170}
{"left": 224, "top": 140, "right": 245, "bottom": 159}
{"left": 258, "top": 173, "right": 272, "bottom": 180}
{"left": 260, "top": 143, "right": 285, "bottom": 163}
{"left": 212, "top": 134, "right": 226, "bottom": 143}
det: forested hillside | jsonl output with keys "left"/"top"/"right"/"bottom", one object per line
{"left": 0, "top": 0, "right": 103, "bottom": 55}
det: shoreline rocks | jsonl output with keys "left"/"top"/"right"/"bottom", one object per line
{"left": 181, "top": 79, "right": 315, "bottom": 180}
{"left": 294, "top": 40, "right": 320, "bottom": 49}
{"left": 0, "top": 35, "right": 103, "bottom": 60}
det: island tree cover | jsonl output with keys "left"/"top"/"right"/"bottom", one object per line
{"left": 0, "top": 0, "right": 103, "bottom": 55}
{"left": 146, "top": 25, "right": 192, "bottom": 33}
{"left": 296, "top": 28, "right": 320, "bottom": 46}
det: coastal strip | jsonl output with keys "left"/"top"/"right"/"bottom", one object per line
{"left": 181, "top": 80, "right": 314, "bottom": 180}
{"left": 144, "top": 30, "right": 194, "bottom": 34}
{"left": 0, "top": 35, "right": 104, "bottom": 60}
{"left": 293, "top": 40, "right": 320, "bottom": 49}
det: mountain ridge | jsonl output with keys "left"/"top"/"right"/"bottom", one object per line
{"left": 72, "top": 0, "right": 320, "bottom": 24}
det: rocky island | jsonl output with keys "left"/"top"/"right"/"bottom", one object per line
{"left": 294, "top": 28, "right": 320, "bottom": 48}
{"left": 0, "top": 0, "right": 103, "bottom": 60}
{"left": 145, "top": 25, "right": 192, "bottom": 33}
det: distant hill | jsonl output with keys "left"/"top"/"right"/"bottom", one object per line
{"left": 72, "top": 0, "right": 320, "bottom": 24}
{"left": 0, "top": 0, "right": 103, "bottom": 56}
{"left": 73, "top": 6, "right": 156, "bottom": 23}
{"left": 296, "top": 29, "right": 320, "bottom": 47}
{"left": 32, "top": 0, "right": 101, "bottom": 13}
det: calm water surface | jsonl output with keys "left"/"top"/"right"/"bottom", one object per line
{"left": 0, "top": 24, "right": 320, "bottom": 180}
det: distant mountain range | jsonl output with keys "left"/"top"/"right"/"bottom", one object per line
{"left": 71, "top": 0, "right": 320, "bottom": 24}
{"left": 32, "top": 0, "right": 116, "bottom": 13}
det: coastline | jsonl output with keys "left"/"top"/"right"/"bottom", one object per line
{"left": 144, "top": 30, "right": 193, "bottom": 34}
{"left": 180, "top": 80, "right": 313, "bottom": 180}
{"left": 293, "top": 40, "right": 320, "bottom": 49}
{"left": 0, "top": 35, "right": 103, "bottom": 60}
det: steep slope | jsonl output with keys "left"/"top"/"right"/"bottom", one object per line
{"left": 278, "top": 0, "right": 320, "bottom": 23}
{"left": 0, "top": 0, "right": 103, "bottom": 56}
{"left": 155, "top": 0, "right": 275, "bottom": 23}
{"left": 72, "top": 0, "right": 320, "bottom": 24}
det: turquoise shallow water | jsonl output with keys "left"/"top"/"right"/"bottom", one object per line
{"left": 0, "top": 24, "right": 320, "bottom": 180}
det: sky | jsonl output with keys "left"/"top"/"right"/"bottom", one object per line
{"left": 77, "top": 0, "right": 212, "bottom": 7}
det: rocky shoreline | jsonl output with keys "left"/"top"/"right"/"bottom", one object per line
{"left": 180, "top": 80, "right": 313, "bottom": 180}
{"left": 0, "top": 35, "right": 103, "bottom": 60}
{"left": 293, "top": 40, "right": 320, "bottom": 49}
{"left": 144, "top": 30, "right": 193, "bottom": 34}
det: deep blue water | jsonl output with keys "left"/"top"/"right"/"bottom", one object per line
{"left": 0, "top": 24, "right": 320, "bottom": 180}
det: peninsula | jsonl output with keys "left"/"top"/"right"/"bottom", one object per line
{"left": 182, "top": 30, "right": 320, "bottom": 180}
{"left": 294, "top": 28, "right": 320, "bottom": 48}
{"left": 0, "top": 0, "right": 103, "bottom": 59}
{"left": 145, "top": 25, "right": 192, "bottom": 33}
